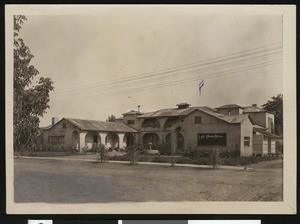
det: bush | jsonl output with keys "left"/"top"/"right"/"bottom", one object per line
{"left": 152, "top": 156, "right": 172, "bottom": 163}
{"left": 109, "top": 154, "right": 128, "bottom": 161}
{"left": 125, "top": 145, "right": 141, "bottom": 165}
{"left": 176, "top": 157, "right": 194, "bottom": 164}
{"left": 192, "top": 157, "right": 210, "bottom": 165}
{"left": 158, "top": 143, "right": 171, "bottom": 155}
{"left": 185, "top": 148, "right": 216, "bottom": 159}
{"left": 137, "top": 155, "right": 156, "bottom": 162}
{"left": 218, "top": 149, "right": 240, "bottom": 158}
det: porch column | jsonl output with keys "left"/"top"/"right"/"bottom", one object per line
{"left": 118, "top": 133, "right": 126, "bottom": 149}
{"left": 170, "top": 129, "right": 178, "bottom": 155}
{"left": 79, "top": 132, "right": 88, "bottom": 152}
{"left": 99, "top": 132, "right": 108, "bottom": 146}
{"left": 133, "top": 133, "right": 138, "bottom": 145}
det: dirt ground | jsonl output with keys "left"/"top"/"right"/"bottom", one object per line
{"left": 14, "top": 158, "right": 283, "bottom": 203}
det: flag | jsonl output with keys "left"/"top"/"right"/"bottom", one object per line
{"left": 198, "top": 80, "right": 204, "bottom": 94}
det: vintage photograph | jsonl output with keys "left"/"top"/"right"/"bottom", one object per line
{"left": 5, "top": 5, "right": 296, "bottom": 214}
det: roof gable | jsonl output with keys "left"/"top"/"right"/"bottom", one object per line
{"left": 139, "top": 106, "right": 249, "bottom": 124}
{"left": 215, "top": 104, "right": 243, "bottom": 109}
{"left": 47, "top": 118, "right": 138, "bottom": 133}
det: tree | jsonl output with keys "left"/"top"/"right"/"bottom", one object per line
{"left": 107, "top": 114, "right": 116, "bottom": 122}
{"left": 14, "top": 16, "right": 54, "bottom": 152}
{"left": 262, "top": 94, "right": 283, "bottom": 136}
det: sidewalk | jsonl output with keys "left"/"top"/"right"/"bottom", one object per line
{"left": 14, "top": 156, "right": 252, "bottom": 171}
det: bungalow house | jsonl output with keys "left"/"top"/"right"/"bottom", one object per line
{"left": 39, "top": 118, "right": 138, "bottom": 152}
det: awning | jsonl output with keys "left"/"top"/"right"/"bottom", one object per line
{"left": 253, "top": 127, "right": 279, "bottom": 138}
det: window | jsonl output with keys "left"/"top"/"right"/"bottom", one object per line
{"left": 268, "top": 117, "right": 274, "bottom": 133}
{"left": 62, "top": 123, "right": 67, "bottom": 129}
{"left": 194, "top": 116, "right": 202, "bottom": 124}
{"left": 48, "top": 136, "right": 64, "bottom": 143}
{"left": 197, "top": 133, "right": 226, "bottom": 146}
{"left": 244, "top": 136, "right": 250, "bottom": 146}
{"left": 127, "top": 120, "right": 134, "bottom": 125}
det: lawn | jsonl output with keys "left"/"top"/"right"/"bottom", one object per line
{"left": 14, "top": 158, "right": 283, "bottom": 203}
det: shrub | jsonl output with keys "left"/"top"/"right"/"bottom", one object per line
{"left": 222, "top": 157, "right": 252, "bottom": 166}
{"left": 137, "top": 155, "right": 156, "bottom": 162}
{"left": 27, "top": 152, "right": 37, "bottom": 157}
{"left": 96, "top": 144, "right": 108, "bottom": 163}
{"left": 152, "top": 156, "right": 172, "bottom": 163}
{"left": 208, "top": 148, "right": 219, "bottom": 169}
{"left": 109, "top": 154, "right": 128, "bottom": 161}
{"left": 125, "top": 145, "right": 141, "bottom": 165}
{"left": 158, "top": 143, "right": 171, "bottom": 155}
{"left": 192, "top": 157, "right": 210, "bottom": 165}
{"left": 176, "top": 157, "right": 193, "bottom": 164}
{"left": 186, "top": 148, "right": 212, "bottom": 159}
{"left": 218, "top": 149, "right": 240, "bottom": 158}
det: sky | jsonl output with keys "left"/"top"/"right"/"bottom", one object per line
{"left": 16, "top": 7, "right": 283, "bottom": 127}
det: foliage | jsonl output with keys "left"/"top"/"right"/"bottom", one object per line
{"left": 106, "top": 114, "right": 116, "bottom": 122}
{"left": 218, "top": 149, "right": 240, "bottom": 158}
{"left": 125, "top": 145, "right": 142, "bottom": 165}
{"left": 158, "top": 143, "right": 171, "bottom": 155}
{"left": 40, "top": 145, "right": 77, "bottom": 152}
{"left": 209, "top": 148, "right": 219, "bottom": 169}
{"left": 13, "top": 15, "right": 54, "bottom": 152}
{"left": 262, "top": 94, "right": 283, "bottom": 135}
{"left": 151, "top": 156, "right": 172, "bottom": 163}
{"left": 109, "top": 153, "right": 281, "bottom": 167}
{"left": 97, "top": 144, "right": 108, "bottom": 163}
{"left": 275, "top": 140, "right": 283, "bottom": 156}
{"left": 184, "top": 148, "right": 213, "bottom": 159}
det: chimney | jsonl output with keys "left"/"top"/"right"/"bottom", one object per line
{"left": 176, "top": 103, "right": 191, "bottom": 109}
{"left": 252, "top": 104, "right": 257, "bottom": 107}
{"left": 138, "top": 105, "right": 140, "bottom": 112}
{"left": 52, "top": 117, "right": 59, "bottom": 125}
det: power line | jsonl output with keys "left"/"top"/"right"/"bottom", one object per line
{"left": 53, "top": 49, "right": 282, "bottom": 98}
{"left": 52, "top": 42, "right": 282, "bottom": 95}
{"left": 55, "top": 59, "right": 281, "bottom": 100}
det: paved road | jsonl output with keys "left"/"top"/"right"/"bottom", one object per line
{"left": 14, "top": 158, "right": 283, "bottom": 203}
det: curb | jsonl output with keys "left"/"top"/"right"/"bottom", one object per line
{"left": 14, "top": 156, "right": 252, "bottom": 171}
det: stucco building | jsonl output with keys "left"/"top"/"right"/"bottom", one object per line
{"left": 39, "top": 103, "right": 278, "bottom": 157}
{"left": 39, "top": 118, "right": 137, "bottom": 151}
{"left": 121, "top": 103, "right": 278, "bottom": 156}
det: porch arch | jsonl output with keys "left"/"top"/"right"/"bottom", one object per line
{"left": 163, "top": 116, "right": 180, "bottom": 130}
{"left": 85, "top": 131, "right": 100, "bottom": 149}
{"left": 105, "top": 132, "right": 119, "bottom": 149}
{"left": 165, "top": 132, "right": 184, "bottom": 152}
{"left": 143, "top": 133, "right": 160, "bottom": 147}
{"left": 71, "top": 130, "right": 79, "bottom": 149}
{"left": 141, "top": 118, "right": 161, "bottom": 129}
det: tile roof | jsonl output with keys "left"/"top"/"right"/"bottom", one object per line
{"left": 243, "top": 106, "right": 264, "bottom": 113}
{"left": 254, "top": 127, "right": 279, "bottom": 138}
{"left": 215, "top": 104, "right": 243, "bottom": 109}
{"left": 243, "top": 106, "right": 275, "bottom": 115}
{"left": 122, "top": 110, "right": 143, "bottom": 115}
{"left": 138, "top": 106, "right": 249, "bottom": 124}
{"left": 221, "top": 114, "right": 250, "bottom": 123}
{"left": 40, "top": 124, "right": 54, "bottom": 130}
{"left": 64, "top": 118, "right": 138, "bottom": 133}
